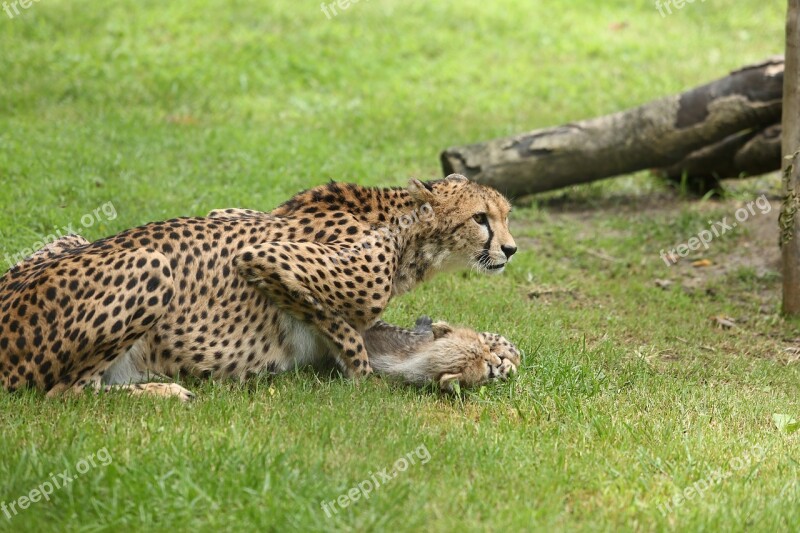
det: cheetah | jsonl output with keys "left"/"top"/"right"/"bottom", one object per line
{"left": 0, "top": 174, "right": 520, "bottom": 399}
{"left": 366, "top": 317, "right": 520, "bottom": 389}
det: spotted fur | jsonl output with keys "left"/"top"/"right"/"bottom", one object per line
{"left": 0, "top": 174, "right": 519, "bottom": 399}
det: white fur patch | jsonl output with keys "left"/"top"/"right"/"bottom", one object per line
{"left": 278, "top": 314, "right": 328, "bottom": 368}
{"left": 101, "top": 338, "right": 151, "bottom": 385}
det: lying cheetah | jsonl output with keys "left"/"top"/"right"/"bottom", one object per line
{"left": 366, "top": 317, "right": 520, "bottom": 389}
{"left": 0, "top": 174, "right": 519, "bottom": 399}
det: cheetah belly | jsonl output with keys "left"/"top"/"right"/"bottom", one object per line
{"left": 149, "top": 302, "right": 331, "bottom": 380}
{"left": 277, "top": 314, "right": 331, "bottom": 369}
{"left": 101, "top": 338, "right": 151, "bottom": 385}
{"left": 104, "top": 311, "right": 329, "bottom": 384}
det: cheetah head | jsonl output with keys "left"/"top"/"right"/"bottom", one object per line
{"left": 407, "top": 174, "right": 517, "bottom": 275}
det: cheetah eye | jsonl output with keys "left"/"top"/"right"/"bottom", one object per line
{"left": 472, "top": 213, "right": 488, "bottom": 225}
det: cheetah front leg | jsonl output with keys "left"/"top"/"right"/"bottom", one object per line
{"left": 91, "top": 382, "right": 195, "bottom": 401}
{"left": 233, "top": 242, "right": 380, "bottom": 377}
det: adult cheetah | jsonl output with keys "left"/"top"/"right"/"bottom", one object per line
{"left": 0, "top": 174, "right": 519, "bottom": 399}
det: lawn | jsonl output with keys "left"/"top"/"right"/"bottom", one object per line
{"left": 1, "top": 0, "right": 798, "bottom": 531}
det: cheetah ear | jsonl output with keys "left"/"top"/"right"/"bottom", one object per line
{"left": 444, "top": 173, "right": 469, "bottom": 183}
{"left": 407, "top": 178, "right": 437, "bottom": 205}
{"left": 438, "top": 373, "right": 462, "bottom": 390}
{"left": 430, "top": 321, "right": 454, "bottom": 339}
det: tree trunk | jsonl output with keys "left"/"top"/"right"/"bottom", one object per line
{"left": 781, "top": 1, "right": 800, "bottom": 315}
{"left": 441, "top": 58, "right": 784, "bottom": 198}
{"left": 657, "top": 124, "right": 781, "bottom": 193}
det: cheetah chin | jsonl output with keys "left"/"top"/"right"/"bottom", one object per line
{"left": 0, "top": 174, "right": 520, "bottom": 399}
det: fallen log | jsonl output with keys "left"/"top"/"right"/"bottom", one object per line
{"left": 656, "top": 124, "right": 782, "bottom": 193}
{"left": 441, "top": 58, "right": 785, "bottom": 198}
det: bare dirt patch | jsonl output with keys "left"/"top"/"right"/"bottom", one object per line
{"left": 514, "top": 176, "right": 800, "bottom": 362}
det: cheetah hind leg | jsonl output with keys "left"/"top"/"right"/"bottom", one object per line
{"left": 0, "top": 244, "right": 179, "bottom": 398}
{"left": 1, "top": 235, "right": 193, "bottom": 401}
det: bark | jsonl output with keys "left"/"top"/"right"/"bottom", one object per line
{"left": 441, "top": 58, "right": 784, "bottom": 198}
{"left": 657, "top": 124, "right": 781, "bottom": 193}
{"left": 781, "top": 1, "right": 800, "bottom": 315}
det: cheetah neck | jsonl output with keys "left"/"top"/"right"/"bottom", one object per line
{"left": 326, "top": 187, "right": 450, "bottom": 296}
{"left": 391, "top": 229, "right": 454, "bottom": 296}
{"left": 356, "top": 187, "right": 452, "bottom": 296}
{"left": 273, "top": 183, "right": 452, "bottom": 295}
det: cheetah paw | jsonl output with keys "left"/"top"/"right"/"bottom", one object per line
{"left": 114, "top": 382, "right": 196, "bottom": 402}
{"left": 480, "top": 332, "right": 521, "bottom": 380}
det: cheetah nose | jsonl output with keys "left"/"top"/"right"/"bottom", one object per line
{"left": 501, "top": 245, "right": 517, "bottom": 259}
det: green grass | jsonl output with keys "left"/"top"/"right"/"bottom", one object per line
{"left": 1, "top": 0, "right": 799, "bottom": 531}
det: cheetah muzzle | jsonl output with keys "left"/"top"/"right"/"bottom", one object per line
{"left": 0, "top": 174, "right": 520, "bottom": 400}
